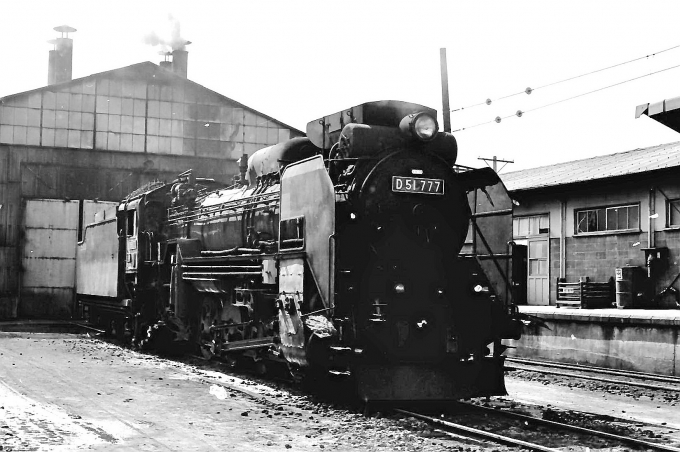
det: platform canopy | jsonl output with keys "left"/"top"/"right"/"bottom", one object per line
{"left": 636, "top": 95, "right": 680, "bottom": 133}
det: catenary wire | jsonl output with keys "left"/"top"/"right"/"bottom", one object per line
{"left": 451, "top": 43, "right": 680, "bottom": 112}
{"left": 451, "top": 62, "right": 680, "bottom": 133}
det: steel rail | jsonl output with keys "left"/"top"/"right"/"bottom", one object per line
{"left": 507, "top": 357, "right": 680, "bottom": 384}
{"left": 460, "top": 402, "right": 680, "bottom": 452}
{"left": 69, "top": 322, "right": 106, "bottom": 334}
{"left": 395, "top": 409, "right": 558, "bottom": 452}
{"left": 509, "top": 363, "right": 680, "bottom": 392}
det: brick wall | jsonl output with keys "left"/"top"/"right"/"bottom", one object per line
{"left": 564, "top": 232, "right": 646, "bottom": 283}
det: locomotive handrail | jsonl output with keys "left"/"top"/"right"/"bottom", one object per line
{"left": 168, "top": 190, "right": 279, "bottom": 214}
{"left": 167, "top": 192, "right": 280, "bottom": 225}
{"left": 470, "top": 208, "right": 513, "bottom": 218}
{"left": 168, "top": 194, "right": 279, "bottom": 219}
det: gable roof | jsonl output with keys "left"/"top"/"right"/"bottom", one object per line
{"left": 500, "top": 141, "right": 680, "bottom": 192}
{"left": 0, "top": 61, "right": 303, "bottom": 135}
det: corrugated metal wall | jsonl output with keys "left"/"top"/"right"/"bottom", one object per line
{"left": 0, "top": 142, "right": 237, "bottom": 319}
{"left": 21, "top": 199, "right": 79, "bottom": 318}
{"left": 0, "top": 146, "right": 20, "bottom": 317}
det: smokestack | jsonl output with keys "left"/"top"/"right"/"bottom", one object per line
{"left": 48, "top": 25, "right": 76, "bottom": 85}
{"left": 171, "top": 48, "right": 188, "bottom": 78}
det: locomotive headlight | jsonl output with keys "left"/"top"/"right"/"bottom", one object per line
{"left": 394, "top": 283, "right": 406, "bottom": 294}
{"left": 399, "top": 112, "right": 439, "bottom": 142}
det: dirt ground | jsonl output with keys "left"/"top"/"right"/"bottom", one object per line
{"left": 2, "top": 330, "right": 679, "bottom": 451}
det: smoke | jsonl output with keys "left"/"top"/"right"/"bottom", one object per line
{"left": 143, "top": 14, "right": 188, "bottom": 51}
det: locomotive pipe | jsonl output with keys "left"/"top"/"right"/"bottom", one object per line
{"left": 182, "top": 272, "right": 261, "bottom": 277}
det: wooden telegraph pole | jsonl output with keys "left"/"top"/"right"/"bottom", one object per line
{"left": 478, "top": 156, "right": 514, "bottom": 173}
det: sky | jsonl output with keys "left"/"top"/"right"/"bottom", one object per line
{"left": 1, "top": 0, "right": 680, "bottom": 171}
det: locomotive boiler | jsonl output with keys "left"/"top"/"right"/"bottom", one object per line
{"left": 77, "top": 100, "right": 522, "bottom": 401}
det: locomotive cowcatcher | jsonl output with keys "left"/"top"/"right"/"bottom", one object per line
{"left": 76, "top": 100, "right": 522, "bottom": 401}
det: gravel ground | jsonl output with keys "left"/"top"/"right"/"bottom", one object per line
{"left": 3, "top": 330, "right": 680, "bottom": 451}
{"left": 510, "top": 368, "right": 680, "bottom": 405}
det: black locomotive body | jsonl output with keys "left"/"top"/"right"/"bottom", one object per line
{"left": 77, "top": 100, "right": 522, "bottom": 401}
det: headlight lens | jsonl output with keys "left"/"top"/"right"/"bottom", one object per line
{"left": 399, "top": 112, "right": 439, "bottom": 142}
{"left": 414, "top": 114, "right": 438, "bottom": 140}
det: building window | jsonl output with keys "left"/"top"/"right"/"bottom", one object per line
{"left": 668, "top": 199, "right": 680, "bottom": 227}
{"left": 513, "top": 214, "right": 549, "bottom": 238}
{"left": 575, "top": 204, "right": 639, "bottom": 234}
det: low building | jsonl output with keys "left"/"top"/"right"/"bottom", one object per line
{"left": 501, "top": 141, "right": 680, "bottom": 308}
{"left": 0, "top": 31, "right": 303, "bottom": 319}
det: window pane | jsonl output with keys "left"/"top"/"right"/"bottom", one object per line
{"left": 513, "top": 219, "right": 519, "bottom": 238}
{"left": 597, "top": 209, "right": 606, "bottom": 231}
{"left": 529, "top": 241, "right": 547, "bottom": 258}
{"left": 576, "top": 211, "right": 587, "bottom": 233}
{"left": 587, "top": 210, "right": 598, "bottom": 232}
{"left": 629, "top": 206, "right": 639, "bottom": 229}
{"left": 519, "top": 218, "right": 529, "bottom": 236}
{"left": 529, "top": 217, "right": 538, "bottom": 235}
{"left": 618, "top": 207, "right": 628, "bottom": 230}
{"left": 529, "top": 260, "right": 541, "bottom": 276}
{"left": 606, "top": 208, "right": 618, "bottom": 231}
{"left": 670, "top": 201, "right": 680, "bottom": 226}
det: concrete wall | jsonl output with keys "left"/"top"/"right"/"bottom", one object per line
{"left": 508, "top": 309, "right": 680, "bottom": 376}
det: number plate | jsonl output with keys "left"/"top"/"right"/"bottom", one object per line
{"left": 392, "top": 176, "right": 445, "bottom": 195}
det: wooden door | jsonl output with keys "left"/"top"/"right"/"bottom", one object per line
{"left": 527, "top": 238, "right": 549, "bottom": 305}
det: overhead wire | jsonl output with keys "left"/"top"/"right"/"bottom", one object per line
{"left": 450, "top": 43, "right": 680, "bottom": 113}
{"left": 451, "top": 62, "right": 680, "bottom": 133}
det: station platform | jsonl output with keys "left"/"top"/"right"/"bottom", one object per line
{"left": 507, "top": 306, "right": 680, "bottom": 377}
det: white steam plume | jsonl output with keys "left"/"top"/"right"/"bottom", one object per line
{"left": 143, "top": 14, "right": 187, "bottom": 51}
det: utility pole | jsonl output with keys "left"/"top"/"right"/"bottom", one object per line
{"left": 440, "top": 48, "right": 451, "bottom": 133}
{"left": 478, "top": 156, "right": 514, "bottom": 173}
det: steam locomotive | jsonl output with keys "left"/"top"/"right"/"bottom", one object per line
{"left": 76, "top": 100, "right": 522, "bottom": 401}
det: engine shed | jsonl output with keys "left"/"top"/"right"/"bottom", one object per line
{"left": 0, "top": 32, "right": 303, "bottom": 319}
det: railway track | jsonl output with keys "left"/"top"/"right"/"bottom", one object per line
{"left": 396, "top": 404, "right": 680, "bottom": 452}
{"left": 506, "top": 357, "right": 680, "bottom": 392}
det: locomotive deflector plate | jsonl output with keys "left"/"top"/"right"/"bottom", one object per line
{"left": 280, "top": 155, "right": 335, "bottom": 308}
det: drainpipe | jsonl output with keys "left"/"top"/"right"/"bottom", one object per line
{"left": 648, "top": 187, "right": 656, "bottom": 279}
{"left": 560, "top": 200, "right": 566, "bottom": 279}
{"left": 648, "top": 188, "right": 655, "bottom": 249}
